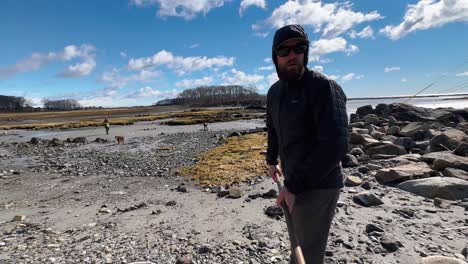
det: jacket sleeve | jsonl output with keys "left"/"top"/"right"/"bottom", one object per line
{"left": 284, "top": 79, "right": 348, "bottom": 194}
{"left": 266, "top": 88, "right": 279, "bottom": 165}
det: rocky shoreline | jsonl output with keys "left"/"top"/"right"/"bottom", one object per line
{"left": 0, "top": 104, "right": 467, "bottom": 264}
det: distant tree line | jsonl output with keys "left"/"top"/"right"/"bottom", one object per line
{"left": 0, "top": 95, "right": 83, "bottom": 112}
{"left": 0, "top": 95, "right": 32, "bottom": 112}
{"left": 42, "top": 99, "right": 81, "bottom": 111}
{"left": 156, "top": 85, "right": 266, "bottom": 106}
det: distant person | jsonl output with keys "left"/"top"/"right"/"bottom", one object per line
{"left": 203, "top": 122, "right": 208, "bottom": 131}
{"left": 104, "top": 117, "right": 110, "bottom": 135}
{"left": 266, "top": 24, "right": 349, "bottom": 264}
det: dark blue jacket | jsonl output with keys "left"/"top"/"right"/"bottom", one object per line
{"left": 266, "top": 70, "right": 348, "bottom": 194}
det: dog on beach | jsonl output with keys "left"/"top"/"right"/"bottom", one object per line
{"left": 115, "top": 136, "right": 125, "bottom": 144}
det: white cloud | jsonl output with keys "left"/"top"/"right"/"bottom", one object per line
{"left": 175, "top": 76, "right": 214, "bottom": 88}
{"left": 256, "top": 0, "right": 383, "bottom": 38}
{"left": 128, "top": 50, "right": 235, "bottom": 73}
{"left": 264, "top": 58, "right": 272, "bottom": 63}
{"left": 456, "top": 71, "right": 468, "bottom": 76}
{"left": 380, "top": 0, "right": 468, "bottom": 40}
{"left": 327, "top": 74, "right": 340, "bottom": 80}
{"left": 258, "top": 65, "right": 274, "bottom": 71}
{"left": 221, "top": 68, "right": 264, "bottom": 86}
{"left": 311, "top": 65, "right": 323, "bottom": 72}
{"left": 349, "top": 26, "right": 375, "bottom": 39}
{"left": 266, "top": 72, "right": 279, "bottom": 86}
{"left": 120, "top": 51, "right": 128, "bottom": 58}
{"left": 340, "top": 73, "right": 364, "bottom": 82}
{"left": 0, "top": 44, "right": 96, "bottom": 79}
{"left": 126, "top": 86, "right": 179, "bottom": 98}
{"left": 309, "top": 37, "right": 359, "bottom": 62}
{"left": 100, "top": 68, "right": 161, "bottom": 87}
{"left": 401, "top": 78, "right": 408, "bottom": 82}
{"left": 239, "top": 0, "right": 266, "bottom": 16}
{"left": 384, "top": 67, "right": 401, "bottom": 73}
{"left": 130, "top": 0, "right": 226, "bottom": 20}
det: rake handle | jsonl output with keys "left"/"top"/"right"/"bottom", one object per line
{"left": 276, "top": 180, "right": 306, "bottom": 264}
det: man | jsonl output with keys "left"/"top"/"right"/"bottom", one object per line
{"left": 104, "top": 117, "right": 110, "bottom": 135}
{"left": 266, "top": 24, "right": 348, "bottom": 264}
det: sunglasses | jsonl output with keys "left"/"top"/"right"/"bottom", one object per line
{"left": 276, "top": 44, "right": 308, "bottom": 57}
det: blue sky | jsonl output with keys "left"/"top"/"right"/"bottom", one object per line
{"left": 1, "top": 0, "right": 467, "bottom": 107}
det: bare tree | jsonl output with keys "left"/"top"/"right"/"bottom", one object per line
{"left": 0, "top": 95, "right": 30, "bottom": 112}
{"left": 43, "top": 99, "right": 81, "bottom": 111}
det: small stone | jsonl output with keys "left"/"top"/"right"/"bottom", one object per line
{"left": 166, "top": 201, "right": 177, "bottom": 206}
{"left": 228, "top": 188, "right": 243, "bottom": 199}
{"left": 176, "top": 254, "right": 193, "bottom": 264}
{"left": 380, "top": 235, "right": 401, "bottom": 252}
{"left": 433, "top": 198, "right": 451, "bottom": 209}
{"left": 353, "top": 191, "right": 384, "bottom": 207}
{"left": 12, "top": 215, "right": 26, "bottom": 221}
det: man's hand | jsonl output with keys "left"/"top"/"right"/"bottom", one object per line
{"left": 268, "top": 164, "right": 282, "bottom": 182}
{"left": 277, "top": 186, "right": 295, "bottom": 214}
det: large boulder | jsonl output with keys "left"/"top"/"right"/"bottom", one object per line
{"left": 72, "top": 137, "right": 88, "bottom": 144}
{"left": 350, "top": 132, "right": 379, "bottom": 145}
{"left": 393, "top": 137, "right": 416, "bottom": 150}
{"left": 363, "top": 114, "right": 381, "bottom": 125}
{"left": 454, "top": 142, "right": 468, "bottom": 157}
{"left": 356, "top": 105, "right": 374, "bottom": 116}
{"left": 387, "top": 103, "right": 459, "bottom": 123}
{"left": 374, "top": 104, "right": 390, "bottom": 116}
{"left": 421, "top": 151, "right": 452, "bottom": 163}
{"left": 342, "top": 154, "right": 360, "bottom": 168}
{"left": 419, "top": 256, "right": 468, "bottom": 264}
{"left": 366, "top": 143, "right": 407, "bottom": 157}
{"left": 400, "top": 122, "right": 431, "bottom": 140}
{"left": 353, "top": 191, "right": 384, "bottom": 207}
{"left": 375, "top": 162, "right": 434, "bottom": 184}
{"left": 429, "top": 128, "right": 466, "bottom": 152}
{"left": 432, "top": 154, "right": 468, "bottom": 172}
{"left": 397, "top": 177, "right": 468, "bottom": 200}
{"left": 456, "top": 121, "right": 468, "bottom": 133}
{"left": 387, "top": 126, "right": 401, "bottom": 136}
{"left": 443, "top": 167, "right": 468, "bottom": 181}
{"left": 49, "top": 138, "right": 64, "bottom": 147}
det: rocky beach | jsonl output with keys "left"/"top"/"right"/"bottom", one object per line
{"left": 0, "top": 103, "right": 467, "bottom": 264}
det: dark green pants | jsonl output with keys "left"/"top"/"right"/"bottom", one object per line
{"left": 286, "top": 188, "right": 341, "bottom": 264}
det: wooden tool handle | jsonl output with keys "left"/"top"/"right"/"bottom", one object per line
{"left": 276, "top": 180, "right": 307, "bottom": 264}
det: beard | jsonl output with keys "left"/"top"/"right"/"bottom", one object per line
{"left": 277, "top": 63, "right": 305, "bottom": 81}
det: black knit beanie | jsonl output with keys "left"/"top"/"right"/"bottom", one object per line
{"left": 272, "top": 25, "right": 309, "bottom": 72}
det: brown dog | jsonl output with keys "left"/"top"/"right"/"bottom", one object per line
{"left": 115, "top": 136, "right": 125, "bottom": 144}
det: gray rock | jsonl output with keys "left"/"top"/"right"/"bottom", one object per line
{"left": 264, "top": 206, "right": 284, "bottom": 218}
{"left": 375, "top": 104, "right": 390, "bottom": 116}
{"left": 387, "top": 126, "right": 401, "bottom": 136}
{"left": 393, "top": 137, "right": 416, "bottom": 150}
{"left": 352, "top": 128, "right": 369, "bottom": 135}
{"left": 443, "top": 167, "right": 468, "bottom": 181}
{"left": 350, "top": 148, "right": 365, "bottom": 156}
{"left": 380, "top": 235, "right": 401, "bottom": 252}
{"left": 356, "top": 105, "right": 374, "bottom": 116}
{"left": 342, "top": 154, "right": 360, "bottom": 168}
{"left": 353, "top": 191, "right": 384, "bottom": 207}
{"left": 429, "top": 134, "right": 462, "bottom": 152}
{"left": 366, "top": 223, "right": 384, "bottom": 234}
{"left": 419, "top": 256, "right": 468, "bottom": 264}
{"left": 397, "top": 177, "right": 468, "bottom": 200}
{"left": 363, "top": 114, "right": 381, "bottom": 125}
{"left": 371, "top": 131, "right": 385, "bottom": 140}
{"left": 350, "top": 133, "right": 379, "bottom": 145}
{"left": 72, "top": 137, "right": 88, "bottom": 144}
{"left": 400, "top": 122, "right": 431, "bottom": 139}
{"left": 366, "top": 143, "right": 407, "bottom": 157}
{"left": 49, "top": 138, "right": 64, "bottom": 147}
{"left": 372, "top": 154, "right": 397, "bottom": 160}
{"left": 30, "top": 137, "right": 41, "bottom": 145}
{"left": 361, "top": 181, "right": 372, "bottom": 190}
{"left": 454, "top": 142, "right": 468, "bottom": 157}
{"left": 416, "top": 140, "right": 430, "bottom": 151}
{"left": 375, "top": 162, "right": 434, "bottom": 184}
{"left": 345, "top": 175, "right": 362, "bottom": 187}
{"left": 433, "top": 155, "right": 468, "bottom": 172}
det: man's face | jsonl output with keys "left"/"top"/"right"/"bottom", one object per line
{"left": 276, "top": 39, "right": 307, "bottom": 81}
